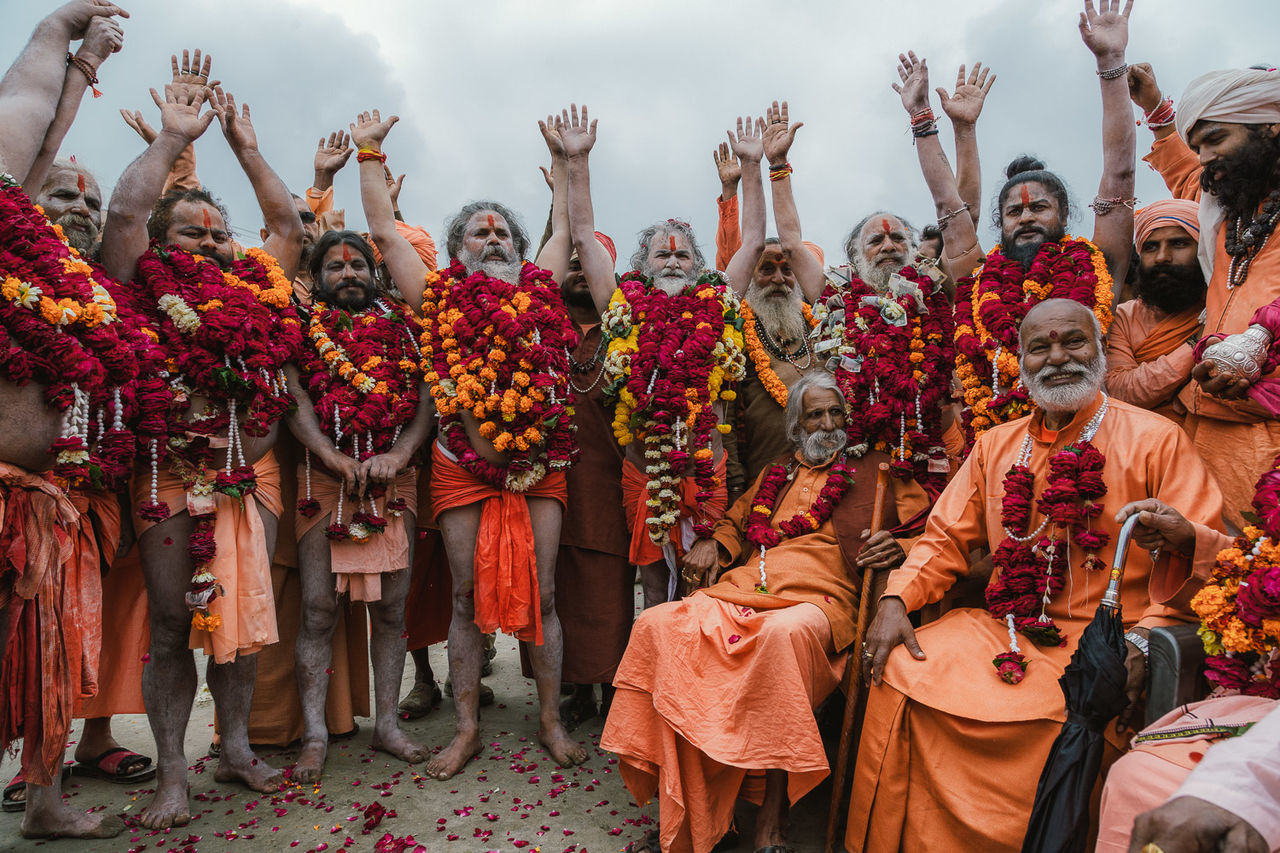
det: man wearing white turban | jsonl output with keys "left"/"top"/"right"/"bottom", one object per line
{"left": 1138, "top": 66, "right": 1280, "bottom": 528}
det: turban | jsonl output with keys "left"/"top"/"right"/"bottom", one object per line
{"left": 802, "top": 241, "right": 825, "bottom": 268}
{"left": 371, "top": 221, "right": 437, "bottom": 270}
{"left": 570, "top": 231, "right": 617, "bottom": 267}
{"left": 1134, "top": 199, "right": 1201, "bottom": 248}
{"left": 1175, "top": 68, "right": 1280, "bottom": 276}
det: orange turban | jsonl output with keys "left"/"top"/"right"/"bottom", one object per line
{"left": 1134, "top": 199, "right": 1201, "bottom": 248}
{"left": 571, "top": 231, "right": 617, "bottom": 267}
{"left": 802, "top": 241, "right": 824, "bottom": 267}
{"left": 371, "top": 221, "right": 437, "bottom": 270}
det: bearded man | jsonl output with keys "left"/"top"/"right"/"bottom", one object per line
{"left": 98, "top": 64, "right": 304, "bottom": 828}
{"left": 845, "top": 299, "right": 1232, "bottom": 852}
{"left": 352, "top": 109, "right": 586, "bottom": 780}
{"left": 602, "top": 372, "right": 927, "bottom": 853}
{"left": 1105, "top": 199, "right": 1206, "bottom": 424}
{"left": 1135, "top": 67, "right": 1280, "bottom": 529}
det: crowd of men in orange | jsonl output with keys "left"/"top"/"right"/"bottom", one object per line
{"left": 1, "top": 0, "right": 1279, "bottom": 851}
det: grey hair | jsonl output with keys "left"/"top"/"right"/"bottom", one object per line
{"left": 843, "top": 211, "right": 919, "bottom": 265}
{"left": 784, "top": 372, "right": 847, "bottom": 445}
{"left": 629, "top": 220, "right": 707, "bottom": 273}
{"left": 445, "top": 200, "right": 530, "bottom": 261}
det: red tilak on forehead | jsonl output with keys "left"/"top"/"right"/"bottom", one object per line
{"left": 76, "top": 173, "right": 86, "bottom": 194}
{"left": 668, "top": 235, "right": 677, "bottom": 251}
{"left": 1048, "top": 330, "right": 1059, "bottom": 340}
{"left": 342, "top": 244, "right": 352, "bottom": 262}
{"left": 1020, "top": 184, "right": 1032, "bottom": 206}
{"left": 202, "top": 209, "right": 212, "bottom": 230}
{"left": 881, "top": 218, "right": 892, "bottom": 234}
{"left": 486, "top": 214, "right": 496, "bottom": 230}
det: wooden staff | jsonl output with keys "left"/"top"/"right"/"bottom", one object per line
{"left": 825, "top": 461, "right": 892, "bottom": 853}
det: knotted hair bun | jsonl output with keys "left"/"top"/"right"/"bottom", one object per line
{"left": 1005, "top": 155, "right": 1048, "bottom": 180}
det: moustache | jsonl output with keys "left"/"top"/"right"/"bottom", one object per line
{"left": 1034, "top": 364, "right": 1089, "bottom": 382}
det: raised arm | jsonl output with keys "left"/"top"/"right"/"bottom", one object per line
{"left": 893, "top": 52, "right": 983, "bottom": 280}
{"left": 562, "top": 103, "right": 615, "bottom": 314}
{"left": 312, "top": 129, "right": 352, "bottom": 196}
{"left": 22, "top": 14, "right": 123, "bottom": 195}
{"left": 713, "top": 143, "right": 742, "bottom": 270}
{"left": 100, "top": 79, "right": 216, "bottom": 283}
{"left": 762, "top": 100, "right": 824, "bottom": 303}
{"left": 936, "top": 62, "right": 995, "bottom": 229}
{"left": 0, "top": 1, "right": 127, "bottom": 182}
{"left": 351, "top": 110, "right": 429, "bottom": 310}
{"left": 1080, "top": 0, "right": 1137, "bottom": 291}
{"left": 532, "top": 113, "right": 570, "bottom": 283}
{"left": 209, "top": 85, "right": 302, "bottom": 278}
{"left": 724, "top": 115, "right": 766, "bottom": 294}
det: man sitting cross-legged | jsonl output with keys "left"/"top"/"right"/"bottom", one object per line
{"left": 601, "top": 372, "right": 928, "bottom": 853}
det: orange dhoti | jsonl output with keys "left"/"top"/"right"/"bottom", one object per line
{"left": 601, "top": 594, "right": 843, "bottom": 853}
{"left": 429, "top": 444, "right": 565, "bottom": 644}
{"left": 621, "top": 457, "right": 728, "bottom": 582}
{"left": 132, "top": 452, "right": 283, "bottom": 664}
{"left": 0, "top": 462, "right": 80, "bottom": 785}
{"left": 77, "top": 543, "right": 148, "bottom": 717}
{"left": 295, "top": 464, "right": 418, "bottom": 603}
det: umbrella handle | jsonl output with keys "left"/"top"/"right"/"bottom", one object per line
{"left": 1102, "top": 513, "right": 1142, "bottom": 613}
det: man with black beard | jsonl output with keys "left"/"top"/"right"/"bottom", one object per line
{"left": 1106, "top": 199, "right": 1206, "bottom": 424}
{"left": 1133, "top": 66, "right": 1280, "bottom": 528}
{"left": 283, "top": 230, "right": 433, "bottom": 783}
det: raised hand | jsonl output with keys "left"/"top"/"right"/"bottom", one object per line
{"left": 1079, "top": 0, "right": 1133, "bottom": 60}
{"left": 937, "top": 62, "right": 995, "bottom": 126}
{"left": 209, "top": 86, "right": 258, "bottom": 155}
{"left": 168, "top": 49, "right": 217, "bottom": 107}
{"left": 727, "top": 115, "right": 765, "bottom": 164}
{"left": 713, "top": 142, "right": 741, "bottom": 187}
{"left": 557, "top": 103, "right": 596, "bottom": 158}
{"left": 349, "top": 109, "right": 399, "bottom": 152}
{"left": 762, "top": 100, "right": 804, "bottom": 166}
{"left": 538, "top": 113, "right": 566, "bottom": 159}
{"left": 53, "top": 0, "right": 129, "bottom": 40}
{"left": 314, "top": 130, "right": 353, "bottom": 176}
{"left": 119, "top": 108, "right": 157, "bottom": 143}
{"left": 385, "top": 165, "right": 406, "bottom": 208}
{"left": 149, "top": 82, "right": 215, "bottom": 144}
{"left": 891, "top": 50, "right": 932, "bottom": 114}
{"left": 78, "top": 14, "right": 124, "bottom": 63}
{"left": 1127, "top": 62, "right": 1163, "bottom": 111}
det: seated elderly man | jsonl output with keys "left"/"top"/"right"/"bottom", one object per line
{"left": 601, "top": 372, "right": 929, "bottom": 853}
{"left": 847, "top": 298, "right": 1235, "bottom": 853}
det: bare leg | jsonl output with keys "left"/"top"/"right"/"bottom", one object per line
{"left": 639, "top": 560, "right": 669, "bottom": 610}
{"left": 211, "top": 504, "right": 282, "bottom": 793}
{"left": 369, "top": 512, "right": 427, "bottom": 764}
{"left": 426, "top": 503, "right": 485, "bottom": 780}
{"left": 293, "top": 516, "right": 339, "bottom": 785}
{"left": 525, "top": 498, "right": 587, "bottom": 767}
{"left": 753, "top": 769, "right": 789, "bottom": 849}
{"left": 137, "top": 513, "right": 199, "bottom": 830}
{"left": 21, "top": 772, "right": 124, "bottom": 839}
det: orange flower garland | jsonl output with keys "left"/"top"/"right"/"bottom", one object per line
{"left": 740, "top": 300, "right": 816, "bottom": 407}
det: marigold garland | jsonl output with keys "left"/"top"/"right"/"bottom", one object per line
{"left": 739, "top": 300, "right": 816, "bottom": 407}
{"left": 813, "top": 263, "right": 955, "bottom": 495}
{"left": 953, "top": 236, "right": 1114, "bottom": 450}
{"left": 602, "top": 271, "right": 746, "bottom": 545}
{"left": 419, "top": 259, "right": 576, "bottom": 492}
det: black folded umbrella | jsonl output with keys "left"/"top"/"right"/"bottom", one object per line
{"left": 1020, "top": 514, "right": 1140, "bottom": 853}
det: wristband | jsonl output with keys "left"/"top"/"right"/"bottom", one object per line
{"left": 66, "top": 52, "right": 102, "bottom": 98}
{"left": 356, "top": 148, "right": 386, "bottom": 164}
{"left": 1123, "top": 631, "right": 1149, "bottom": 659}
{"left": 1097, "top": 63, "right": 1129, "bottom": 80}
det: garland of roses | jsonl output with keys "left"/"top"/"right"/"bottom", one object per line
{"left": 953, "top": 236, "right": 1114, "bottom": 451}
{"left": 601, "top": 271, "right": 746, "bottom": 545}
{"left": 984, "top": 399, "right": 1110, "bottom": 684}
{"left": 297, "top": 297, "right": 422, "bottom": 539}
{"left": 0, "top": 176, "right": 149, "bottom": 490}
{"left": 739, "top": 300, "right": 816, "bottom": 407}
{"left": 133, "top": 243, "right": 302, "bottom": 630}
{"left": 419, "top": 259, "right": 576, "bottom": 492}
{"left": 815, "top": 264, "right": 954, "bottom": 495}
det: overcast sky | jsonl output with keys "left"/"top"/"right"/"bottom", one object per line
{"left": 6, "top": 0, "right": 1279, "bottom": 265}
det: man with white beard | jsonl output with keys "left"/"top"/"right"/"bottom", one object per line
{"left": 847, "top": 297, "right": 1233, "bottom": 853}
{"left": 843, "top": 210, "right": 921, "bottom": 292}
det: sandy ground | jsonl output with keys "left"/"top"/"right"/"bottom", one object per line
{"left": 1, "top": 591, "right": 836, "bottom": 853}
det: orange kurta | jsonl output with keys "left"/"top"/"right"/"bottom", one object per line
{"left": 1146, "top": 133, "right": 1280, "bottom": 527}
{"left": 1105, "top": 299, "right": 1199, "bottom": 424}
{"left": 847, "top": 393, "right": 1232, "bottom": 853}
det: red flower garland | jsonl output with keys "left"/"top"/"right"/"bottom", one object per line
{"left": 744, "top": 455, "right": 857, "bottom": 550}
{"left": 419, "top": 260, "right": 576, "bottom": 491}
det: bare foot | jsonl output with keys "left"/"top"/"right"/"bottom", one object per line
{"left": 371, "top": 725, "right": 428, "bottom": 764}
{"left": 137, "top": 773, "right": 190, "bottom": 830}
{"left": 425, "top": 730, "right": 482, "bottom": 780}
{"left": 293, "top": 740, "right": 327, "bottom": 786}
{"left": 21, "top": 803, "right": 125, "bottom": 839}
{"left": 215, "top": 751, "right": 283, "bottom": 793}
{"left": 539, "top": 720, "right": 588, "bottom": 767}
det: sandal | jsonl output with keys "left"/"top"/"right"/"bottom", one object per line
{"left": 3, "top": 765, "right": 73, "bottom": 812}
{"left": 623, "top": 829, "right": 661, "bottom": 853}
{"left": 73, "top": 747, "right": 156, "bottom": 784}
{"left": 398, "top": 681, "right": 444, "bottom": 720}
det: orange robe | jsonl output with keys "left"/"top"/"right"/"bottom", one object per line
{"left": 603, "top": 454, "right": 926, "bottom": 853}
{"left": 847, "top": 393, "right": 1232, "bottom": 853}
{"left": 63, "top": 491, "right": 120, "bottom": 717}
{"left": 429, "top": 444, "right": 567, "bottom": 644}
{"left": 77, "top": 543, "right": 148, "bottom": 717}
{"left": 0, "top": 462, "right": 80, "bottom": 785}
{"left": 1146, "top": 133, "right": 1280, "bottom": 528}
{"left": 621, "top": 457, "right": 728, "bottom": 569}
{"left": 405, "top": 450, "right": 451, "bottom": 652}
{"left": 1105, "top": 299, "right": 1200, "bottom": 424}
{"left": 715, "top": 194, "right": 740, "bottom": 272}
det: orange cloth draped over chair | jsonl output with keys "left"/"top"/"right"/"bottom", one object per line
{"left": 0, "top": 462, "right": 80, "bottom": 785}
{"left": 621, "top": 457, "right": 728, "bottom": 567}
{"left": 428, "top": 444, "right": 565, "bottom": 644}
{"left": 132, "top": 451, "right": 283, "bottom": 664}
